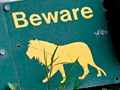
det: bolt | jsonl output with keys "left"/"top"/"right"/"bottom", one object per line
{"left": 0, "top": 49, "right": 5, "bottom": 56}
{"left": 4, "top": 5, "right": 10, "bottom": 11}
{"left": 99, "top": 30, "right": 105, "bottom": 36}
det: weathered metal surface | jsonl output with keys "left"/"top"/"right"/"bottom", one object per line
{"left": 0, "top": 3, "right": 20, "bottom": 90}
{"left": 0, "top": 0, "right": 20, "bottom": 3}
{"left": 1, "top": 0, "right": 120, "bottom": 89}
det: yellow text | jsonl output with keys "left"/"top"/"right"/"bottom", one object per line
{"left": 12, "top": 7, "right": 93, "bottom": 28}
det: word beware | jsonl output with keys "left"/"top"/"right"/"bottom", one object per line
{"left": 12, "top": 7, "right": 93, "bottom": 28}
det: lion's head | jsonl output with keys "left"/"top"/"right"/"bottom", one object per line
{"left": 26, "top": 39, "right": 43, "bottom": 61}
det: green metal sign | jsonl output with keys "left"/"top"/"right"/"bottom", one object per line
{"left": 0, "top": 0, "right": 120, "bottom": 89}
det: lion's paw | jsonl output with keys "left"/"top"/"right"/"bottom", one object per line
{"left": 97, "top": 73, "right": 101, "bottom": 77}
{"left": 60, "top": 78, "right": 66, "bottom": 83}
{"left": 42, "top": 78, "right": 48, "bottom": 83}
{"left": 79, "top": 77, "right": 84, "bottom": 80}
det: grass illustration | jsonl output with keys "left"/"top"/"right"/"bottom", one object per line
{"left": 42, "top": 44, "right": 82, "bottom": 90}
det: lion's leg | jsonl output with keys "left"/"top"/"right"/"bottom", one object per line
{"left": 78, "top": 59, "right": 89, "bottom": 79}
{"left": 42, "top": 66, "right": 58, "bottom": 83}
{"left": 79, "top": 64, "right": 89, "bottom": 79}
{"left": 58, "top": 65, "right": 66, "bottom": 83}
{"left": 89, "top": 63, "right": 101, "bottom": 77}
{"left": 89, "top": 63, "right": 106, "bottom": 77}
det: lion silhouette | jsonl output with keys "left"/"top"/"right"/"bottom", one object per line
{"left": 26, "top": 39, "right": 106, "bottom": 83}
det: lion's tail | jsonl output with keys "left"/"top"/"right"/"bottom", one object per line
{"left": 89, "top": 62, "right": 107, "bottom": 76}
{"left": 100, "top": 68, "right": 107, "bottom": 76}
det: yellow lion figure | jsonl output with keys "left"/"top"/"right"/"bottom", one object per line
{"left": 26, "top": 39, "right": 106, "bottom": 83}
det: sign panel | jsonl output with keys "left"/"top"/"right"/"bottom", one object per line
{"left": 1, "top": 0, "right": 120, "bottom": 89}
{"left": 0, "top": 3, "right": 20, "bottom": 90}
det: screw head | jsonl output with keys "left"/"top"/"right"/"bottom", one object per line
{"left": 0, "top": 49, "right": 5, "bottom": 56}
{"left": 4, "top": 5, "right": 10, "bottom": 11}
{"left": 99, "top": 30, "right": 105, "bottom": 36}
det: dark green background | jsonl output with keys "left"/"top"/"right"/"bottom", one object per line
{"left": 0, "top": 3, "right": 20, "bottom": 90}
{"left": 0, "top": 0, "right": 120, "bottom": 89}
